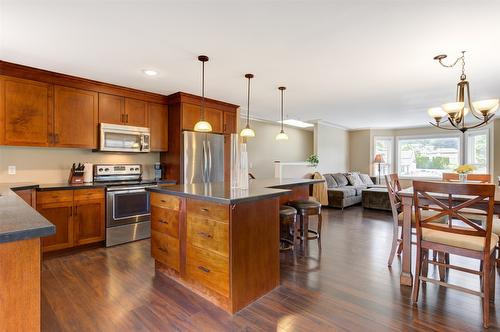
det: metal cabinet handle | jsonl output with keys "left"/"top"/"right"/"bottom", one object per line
{"left": 125, "top": 114, "right": 129, "bottom": 123}
{"left": 198, "top": 266, "right": 210, "bottom": 273}
{"left": 197, "top": 231, "right": 212, "bottom": 239}
{"left": 158, "top": 219, "right": 168, "bottom": 225}
{"left": 158, "top": 246, "right": 168, "bottom": 253}
{"left": 201, "top": 208, "right": 209, "bottom": 212}
{"left": 161, "top": 199, "right": 167, "bottom": 203}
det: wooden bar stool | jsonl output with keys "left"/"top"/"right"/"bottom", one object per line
{"left": 279, "top": 206, "right": 298, "bottom": 251}
{"left": 288, "top": 199, "right": 322, "bottom": 246}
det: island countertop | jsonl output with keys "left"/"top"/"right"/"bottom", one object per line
{"left": 0, "top": 183, "right": 55, "bottom": 244}
{"left": 147, "top": 178, "right": 324, "bottom": 204}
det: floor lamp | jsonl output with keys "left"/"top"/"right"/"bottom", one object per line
{"left": 373, "top": 154, "right": 385, "bottom": 184}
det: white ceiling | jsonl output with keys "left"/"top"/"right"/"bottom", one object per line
{"left": 1, "top": 0, "right": 499, "bottom": 129}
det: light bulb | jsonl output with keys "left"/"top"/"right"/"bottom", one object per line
{"left": 194, "top": 120, "right": 212, "bottom": 132}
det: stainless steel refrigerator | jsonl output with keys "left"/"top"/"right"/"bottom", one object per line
{"left": 183, "top": 131, "right": 224, "bottom": 184}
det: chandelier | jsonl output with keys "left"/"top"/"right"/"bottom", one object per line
{"left": 427, "top": 51, "right": 498, "bottom": 133}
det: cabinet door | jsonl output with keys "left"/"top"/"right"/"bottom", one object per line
{"left": 53, "top": 86, "right": 98, "bottom": 148}
{"left": 181, "top": 103, "right": 200, "bottom": 131}
{"left": 205, "top": 107, "right": 223, "bottom": 133}
{"left": 37, "top": 202, "right": 74, "bottom": 252}
{"left": 148, "top": 103, "right": 168, "bottom": 151}
{"left": 124, "top": 98, "right": 148, "bottom": 127}
{"left": 98, "top": 93, "right": 124, "bottom": 125}
{"left": 0, "top": 76, "right": 52, "bottom": 146}
{"left": 223, "top": 111, "right": 236, "bottom": 134}
{"left": 74, "top": 198, "right": 105, "bottom": 245}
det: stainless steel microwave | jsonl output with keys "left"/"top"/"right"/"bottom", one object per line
{"left": 99, "top": 123, "right": 150, "bottom": 152}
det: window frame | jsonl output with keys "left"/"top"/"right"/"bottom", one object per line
{"left": 464, "top": 127, "right": 491, "bottom": 174}
{"left": 372, "top": 136, "right": 394, "bottom": 176}
{"left": 395, "top": 133, "right": 463, "bottom": 180}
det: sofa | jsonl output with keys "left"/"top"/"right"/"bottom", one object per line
{"left": 323, "top": 172, "right": 384, "bottom": 209}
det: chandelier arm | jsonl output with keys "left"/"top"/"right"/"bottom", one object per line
{"left": 429, "top": 122, "right": 459, "bottom": 131}
{"left": 447, "top": 117, "right": 460, "bottom": 129}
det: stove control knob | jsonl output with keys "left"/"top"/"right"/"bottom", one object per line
{"left": 105, "top": 168, "right": 109, "bottom": 172}
{"left": 135, "top": 167, "right": 140, "bottom": 171}
{"left": 98, "top": 168, "right": 103, "bottom": 172}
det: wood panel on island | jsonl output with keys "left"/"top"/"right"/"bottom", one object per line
{"left": 36, "top": 188, "right": 105, "bottom": 252}
{"left": 161, "top": 92, "right": 239, "bottom": 183}
{"left": 0, "top": 61, "right": 169, "bottom": 151}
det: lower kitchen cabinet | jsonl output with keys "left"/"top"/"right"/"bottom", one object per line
{"left": 74, "top": 198, "right": 105, "bottom": 245}
{"left": 37, "top": 201, "right": 74, "bottom": 252}
{"left": 37, "top": 188, "right": 105, "bottom": 253}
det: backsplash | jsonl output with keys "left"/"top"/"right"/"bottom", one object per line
{"left": 0, "top": 146, "right": 160, "bottom": 183}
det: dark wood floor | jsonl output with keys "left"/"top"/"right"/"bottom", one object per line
{"left": 42, "top": 206, "right": 500, "bottom": 331}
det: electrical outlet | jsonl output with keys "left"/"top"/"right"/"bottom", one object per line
{"left": 8, "top": 166, "right": 16, "bottom": 175}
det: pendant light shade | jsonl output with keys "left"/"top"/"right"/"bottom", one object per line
{"left": 194, "top": 55, "right": 212, "bottom": 132}
{"left": 275, "top": 86, "right": 288, "bottom": 140}
{"left": 240, "top": 73, "right": 256, "bottom": 138}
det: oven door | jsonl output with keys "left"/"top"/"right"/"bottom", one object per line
{"left": 107, "top": 189, "right": 151, "bottom": 227}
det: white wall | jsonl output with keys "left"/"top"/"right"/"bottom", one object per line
{"left": 0, "top": 146, "right": 159, "bottom": 183}
{"left": 242, "top": 119, "right": 314, "bottom": 178}
{"left": 314, "top": 123, "right": 349, "bottom": 173}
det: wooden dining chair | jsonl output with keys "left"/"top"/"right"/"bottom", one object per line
{"left": 442, "top": 172, "right": 491, "bottom": 183}
{"left": 412, "top": 180, "right": 498, "bottom": 328}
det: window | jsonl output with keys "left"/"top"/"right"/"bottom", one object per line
{"left": 466, "top": 130, "right": 489, "bottom": 173}
{"left": 373, "top": 136, "right": 393, "bottom": 177}
{"left": 397, "top": 135, "right": 461, "bottom": 178}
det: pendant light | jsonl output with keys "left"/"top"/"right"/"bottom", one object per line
{"left": 275, "top": 86, "right": 288, "bottom": 140}
{"left": 193, "top": 55, "right": 212, "bottom": 132}
{"left": 240, "top": 73, "right": 256, "bottom": 138}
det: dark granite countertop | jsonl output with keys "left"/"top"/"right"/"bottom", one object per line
{"left": 0, "top": 183, "right": 55, "bottom": 244}
{"left": 36, "top": 179, "right": 176, "bottom": 191}
{"left": 147, "top": 178, "right": 324, "bottom": 204}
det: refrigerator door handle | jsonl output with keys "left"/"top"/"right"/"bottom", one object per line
{"left": 202, "top": 140, "right": 208, "bottom": 182}
{"left": 207, "top": 140, "right": 212, "bottom": 181}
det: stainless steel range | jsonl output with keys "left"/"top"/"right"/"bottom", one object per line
{"left": 93, "top": 163, "right": 157, "bottom": 247}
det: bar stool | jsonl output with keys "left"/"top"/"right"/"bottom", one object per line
{"left": 288, "top": 199, "right": 322, "bottom": 245}
{"left": 279, "top": 206, "right": 298, "bottom": 251}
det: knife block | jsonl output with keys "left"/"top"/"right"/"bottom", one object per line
{"left": 68, "top": 169, "right": 84, "bottom": 184}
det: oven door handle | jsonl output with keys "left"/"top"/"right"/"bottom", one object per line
{"left": 108, "top": 189, "right": 147, "bottom": 194}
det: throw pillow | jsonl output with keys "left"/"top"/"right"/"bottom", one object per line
{"left": 359, "top": 173, "right": 374, "bottom": 185}
{"left": 332, "top": 173, "right": 349, "bottom": 187}
{"left": 323, "top": 174, "right": 338, "bottom": 188}
{"left": 345, "top": 172, "right": 364, "bottom": 186}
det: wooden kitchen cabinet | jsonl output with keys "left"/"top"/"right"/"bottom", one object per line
{"left": 205, "top": 107, "right": 223, "bottom": 133}
{"left": 53, "top": 85, "right": 98, "bottom": 148}
{"left": 0, "top": 76, "right": 53, "bottom": 146}
{"left": 99, "top": 93, "right": 148, "bottom": 127}
{"left": 74, "top": 198, "right": 105, "bottom": 245}
{"left": 37, "top": 200, "right": 74, "bottom": 252}
{"left": 148, "top": 102, "right": 168, "bottom": 151}
{"left": 37, "top": 188, "right": 105, "bottom": 252}
{"left": 223, "top": 111, "right": 237, "bottom": 134}
{"left": 181, "top": 103, "right": 223, "bottom": 133}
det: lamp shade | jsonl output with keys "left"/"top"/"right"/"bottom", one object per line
{"left": 473, "top": 99, "right": 499, "bottom": 115}
{"left": 240, "top": 126, "right": 255, "bottom": 137}
{"left": 275, "top": 131, "right": 289, "bottom": 140}
{"left": 427, "top": 107, "right": 446, "bottom": 119}
{"left": 373, "top": 154, "right": 385, "bottom": 163}
{"left": 442, "top": 102, "right": 465, "bottom": 115}
{"left": 194, "top": 120, "right": 212, "bottom": 132}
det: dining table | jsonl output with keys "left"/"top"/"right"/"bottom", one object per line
{"left": 398, "top": 184, "right": 500, "bottom": 286}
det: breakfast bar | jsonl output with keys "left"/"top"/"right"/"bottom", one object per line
{"left": 147, "top": 178, "right": 322, "bottom": 313}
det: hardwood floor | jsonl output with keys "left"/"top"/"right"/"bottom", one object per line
{"left": 42, "top": 206, "right": 500, "bottom": 331}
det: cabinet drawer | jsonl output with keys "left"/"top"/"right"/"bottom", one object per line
{"left": 187, "top": 215, "right": 228, "bottom": 257}
{"left": 186, "top": 199, "right": 228, "bottom": 222}
{"left": 151, "top": 230, "right": 180, "bottom": 272}
{"left": 186, "top": 244, "right": 229, "bottom": 297}
{"left": 37, "top": 190, "right": 73, "bottom": 204}
{"left": 151, "top": 193, "right": 180, "bottom": 210}
{"left": 151, "top": 206, "right": 179, "bottom": 238}
{"left": 74, "top": 188, "right": 104, "bottom": 201}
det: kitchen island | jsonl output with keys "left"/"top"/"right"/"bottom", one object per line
{"left": 147, "top": 178, "right": 323, "bottom": 313}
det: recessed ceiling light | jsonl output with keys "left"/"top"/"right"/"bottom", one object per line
{"left": 142, "top": 69, "right": 158, "bottom": 76}
{"left": 280, "top": 119, "right": 314, "bottom": 128}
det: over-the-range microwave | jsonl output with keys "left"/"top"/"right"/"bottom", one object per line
{"left": 99, "top": 123, "right": 150, "bottom": 153}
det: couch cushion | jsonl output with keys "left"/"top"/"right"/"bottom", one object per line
{"left": 346, "top": 172, "right": 364, "bottom": 186}
{"left": 328, "top": 187, "right": 356, "bottom": 199}
{"left": 359, "top": 173, "right": 374, "bottom": 185}
{"left": 323, "top": 174, "right": 338, "bottom": 188}
{"left": 353, "top": 185, "right": 367, "bottom": 196}
{"left": 332, "top": 173, "right": 349, "bottom": 187}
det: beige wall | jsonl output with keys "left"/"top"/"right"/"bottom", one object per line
{"left": 313, "top": 123, "right": 349, "bottom": 174}
{"left": 348, "top": 129, "right": 371, "bottom": 174}
{"left": 0, "top": 146, "right": 159, "bottom": 183}
{"left": 242, "top": 119, "right": 314, "bottom": 178}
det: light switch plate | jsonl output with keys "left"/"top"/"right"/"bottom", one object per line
{"left": 8, "top": 166, "right": 16, "bottom": 175}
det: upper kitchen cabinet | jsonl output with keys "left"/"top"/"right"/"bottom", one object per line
{"left": 98, "top": 93, "right": 148, "bottom": 127}
{"left": 180, "top": 103, "right": 227, "bottom": 134}
{"left": 98, "top": 93, "right": 124, "bottom": 125}
{"left": 53, "top": 86, "right": 98, "bottom": 148}
{"left": 0, "top": 76, "right": 53, "bottom": 146}
{"left": 148, "top": 102, "right": 168, "bottom": 151}
{"left": 125, "top": 98, "right": 148, "bottom": 127}
{"left": 223, "top": 111, "right": 237, "bottom": 134}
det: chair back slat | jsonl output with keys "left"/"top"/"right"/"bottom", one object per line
{"left": 412, "top": 181, "right": 495, "bottom": 247}
{"left": 442, "top": 173, "right": 491, "bottom": 183}
{"left": 385, "top": 174, "right": 401, "bottom": 227}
